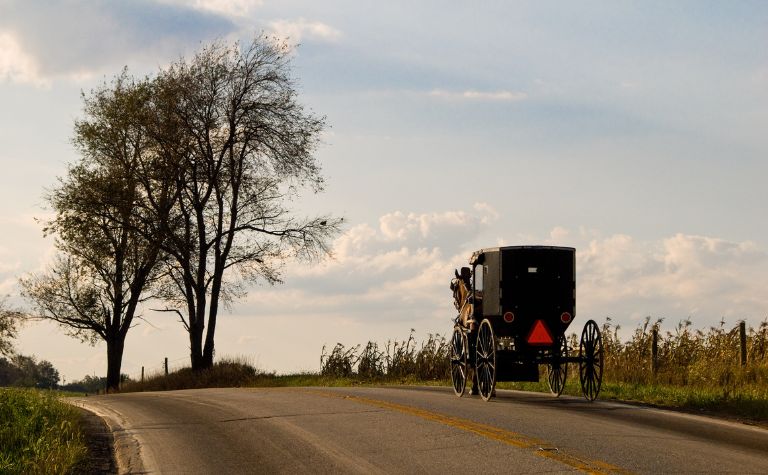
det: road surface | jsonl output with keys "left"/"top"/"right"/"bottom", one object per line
{"left": 72, "top": 386, "right": 768, "bottom": 474}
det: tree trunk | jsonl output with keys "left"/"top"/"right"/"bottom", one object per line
{"left": 202, "top": 301, "right": 218, "bottom": 368}
{"left": 106, "top": 338, "right": 125, "bottom": 393}
{"left": 202, "top": 329, "right": 215, "bottom": 368}
{"left": 189, "top": 320, "right": 206, "bottom": 370}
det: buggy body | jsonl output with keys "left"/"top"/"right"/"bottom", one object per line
{"left": 450, "top": 246, "right": 603, "bottom": 401}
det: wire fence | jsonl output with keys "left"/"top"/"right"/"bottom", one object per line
{"left": 126, "top": 355, "right": 188, "bottom": 384}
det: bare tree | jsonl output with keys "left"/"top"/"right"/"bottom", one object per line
{"left": 21, "top": 74, "right": 163, "bottom": 391}
{"left": 152, "top": 37, "right": 341, "bottom": 370}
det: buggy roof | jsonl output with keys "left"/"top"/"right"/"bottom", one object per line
{"left": 477, "top": 245, "right": 575, "bottom": 253}
{"left": 469, "top": 245, "right": 575, "bottom": 264}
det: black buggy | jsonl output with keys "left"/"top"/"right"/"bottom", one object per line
{"left": 449, "top": 246, "right": 603, "bottom": 401}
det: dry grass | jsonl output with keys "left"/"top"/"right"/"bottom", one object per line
{"left": 596, "top": 317, "right": 768, "bottom": 420}
{"left": 602, "top": 317, "right": 768, "bottom": 391}
{"left": 120, "top": 357, "right": 264, "bottom": 392}
{"left": 322, "top": 320, "right": 768, "bottom": 422}
{"left": 321, "top": 330, "right": 450, "bottom": 381}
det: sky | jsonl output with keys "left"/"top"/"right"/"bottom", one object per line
{"left": 1, "top": 0, "right": 767, "bottom": 382}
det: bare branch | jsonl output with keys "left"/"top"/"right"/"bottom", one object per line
{"left": 151, "top": 307, "right": 190, "bottom": 331}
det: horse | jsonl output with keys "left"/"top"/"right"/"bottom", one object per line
{"left": 450, "top": 266, "right": 484, "bottom": 395}
{"left": 450, "top": 267, "right": 476, "bottom": 331}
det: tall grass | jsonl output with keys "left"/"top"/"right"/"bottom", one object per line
{"left": 321, "top": 330, "right": 450, "bottom": 381}
{"left": 121, "top": 357, "right": 264, "bottom": 392}
{"left": 321, "top": 319, "right": 768, "bottom": 420}
{"left": 602, "top": 317, "right": 768, "bottom": 391}
{"left": 320, "top": 319, "right": 768, "bottom": 390}
{"left": 119, "top": 356, "right": 363, "bottom": 392}
{"left": 592, "top": 317, "right": 768, "bottom": 419}
{"left": 0, "top": 388, "right": 87, "bottom": 474}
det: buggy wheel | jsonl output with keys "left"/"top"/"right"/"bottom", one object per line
{"left": 476, "top": 319, "right": 496, "bottom": 402}
{"left": 579, "top": 320, "right": 603, "bottom": 401}
{"left": 450, "top": 326, "right": 468, "bottom": 397}
{"left": 547, "top": 335, "right": 568, "bottom": 396}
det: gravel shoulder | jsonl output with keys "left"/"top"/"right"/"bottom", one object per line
{"left": 75, "top": 406, "right": 117, "bottom": 474}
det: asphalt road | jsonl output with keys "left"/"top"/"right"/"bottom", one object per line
{"left": 72, "top": 386, "right": 768, "bottom": 474}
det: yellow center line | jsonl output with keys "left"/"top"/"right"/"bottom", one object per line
{"left": 301, "top": 388, "right": 633, "bottom": 475}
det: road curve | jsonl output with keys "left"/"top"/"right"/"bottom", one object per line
{"left": 71, "top": 386, "right": 768, "bottom": 474}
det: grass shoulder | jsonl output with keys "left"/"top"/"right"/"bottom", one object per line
{"left": 0, "top": 388, "right": 87, "bottom": 474}
{"left": 496, "top": 379, "right": 768, "bottom": 427}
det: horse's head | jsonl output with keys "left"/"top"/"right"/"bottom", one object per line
{"left": 450, "top": 268, "right": 471, "bottom": 310}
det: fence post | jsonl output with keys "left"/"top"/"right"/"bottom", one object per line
{"left": 651, "top": 328, "right": 659, "bottom": 375}
{"left": 740, "top": 321, "right": 747, "bottom": 367}
{"left": 141, "top": 366, "right": 144, "bottom": 383}
{"left": 164, "top": 357, "right": 169, "bottom": 376}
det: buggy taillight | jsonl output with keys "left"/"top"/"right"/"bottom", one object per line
{"left": 503, "top": 312, "right": 515, "bottom": 323}
{"left": 561, "top": 312, "right": 572, "bottom": 323}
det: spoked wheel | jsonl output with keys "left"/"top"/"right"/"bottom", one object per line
{"left": 475, "top": 319, "right": 496, "bottom": 402}
{"left": 579, "top": 320, "right": 603, "bottom": 401}
{"left": 450, "top": 326, "right": 469, "bottom": 397}
{"left": 547, "top": 335, "right": 568, "bottom": 396}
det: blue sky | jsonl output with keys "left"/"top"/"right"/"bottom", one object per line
{"left": 1, "top": 1, "right": 767, "bottom": 381}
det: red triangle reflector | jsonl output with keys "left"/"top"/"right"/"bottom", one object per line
{"left": 527, "top": 320, "right": 553, "bottom": 346}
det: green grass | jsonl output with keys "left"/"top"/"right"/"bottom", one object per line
{"left": 597, "top": 381, "right": 768, "bottom": 421}
{"left": 0, "top": 388, "right": 87, "bottom": 475}
{"left": 495, "top": 377, "right": 768, "bottom": 424}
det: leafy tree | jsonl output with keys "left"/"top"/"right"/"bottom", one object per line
{"left": 0, "top": 297, "right": 21, "bottom": 357}
{"left": 150, "top": 37, "right": 341, "bottom": 369}
{"left": 10, "top": 354, "right": 40, "bottom": 387}
{"left": 21, "top": 74, "right": 163, "bottom": 392}
{"left": 59, "top": 374, "right": 109, "bottom": 393}
{"left": 0, "top": 354, "right": 60, "bottom": 388}
{"left": 0, "top": 357, "right": 23, "bottom": 386}
{"left": 36, "top": 359, "right": 60, "bottom": 389}
{"left": 23, "top": 36, "right": 339, "bottom": 379}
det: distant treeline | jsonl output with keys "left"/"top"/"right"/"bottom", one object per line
{"left": 0, "top": 354, "right": 60, "bottom": 388}
{"left": 0, "top": 354, "right": 118, "bottom": 393}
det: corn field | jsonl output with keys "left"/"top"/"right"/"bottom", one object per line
{"left": 600, "top": 317, "right": 768, "bottom": 392}
{"left": 321, "top": 329, "right": 450, "bottom": 381}
{"left": 323, "top": 318, "right": 768, "bottom": 393}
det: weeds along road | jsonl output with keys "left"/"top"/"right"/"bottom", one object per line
{"left": 72, "top": 386, "right": 768, "bottom": 474}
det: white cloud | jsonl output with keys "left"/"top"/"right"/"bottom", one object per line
{"left": 242, "top": 203, "right": 500, "bottom": 325}
{"left": 473, "top": 203, "right": 500, "bottom": 224}
{"left": 250, "top": 218, "right": 768, "bottom": 343}
{"left": 187, "top": 0, "right": 262, "bottom": 17}
{"left": 577, "top": 231, "right": 768, "bottom": 323}
{"left": 0, "top": 31, "right": 47, "bottom": 87}
{"left": 267, "top": 18, "right": 342, "bottom": 45}
{"left": 0, "top": 1, "right": 235, "bottom": 83}
{"left": 378, "top": 209, "right": 477, "bottom": 241}
{"left": 429, "top": 89, "right": 528, "bottom": 102}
